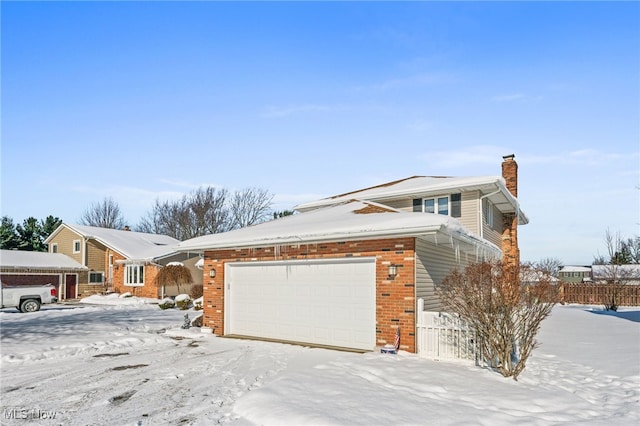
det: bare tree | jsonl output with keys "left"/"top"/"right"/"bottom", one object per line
{"left": 593, "top": 229, "right": 640, "bottom": 311}
{"left": 138, "top": 187, "right": 229, "bottom": 240}
{"left": 155, "top": 264, "right": 193, "bottom": 296}
{"left": 80, "top": 197, "right": 126, "bottom": 229}
{"left": 534, "top": 257, "right": 563, "bottom": 277}
{"left": 228, "top": 188, "right": 273, "bottom": 229}
{"left": 437, "top": 261, "right": 558, "bottom": 380}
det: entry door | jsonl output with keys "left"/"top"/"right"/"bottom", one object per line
{"left": 225, "top": 258, "right": 376, "bottom": 351}
{"left": 65, "top": 274, "right": 77, "bottom": 299}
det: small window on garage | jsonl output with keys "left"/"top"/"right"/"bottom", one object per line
{"left": 51, "top": 243, "right": 58, "bottom": 253}
{"left": 89, "top": 272, "right": 104, "bottom": 283}
{"left": 73, "top": 240, "right": 81, "bottom": 253}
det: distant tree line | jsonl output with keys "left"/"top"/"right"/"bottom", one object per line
{"left": 0, "top": 216, "right": 62, "bottom": 251}
{"left": 2, "top": 186, "right": 293, "bottom": 250}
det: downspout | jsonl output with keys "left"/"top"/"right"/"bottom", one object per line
{"left": 478, "top": 189, "right": 501, "bottom": 239}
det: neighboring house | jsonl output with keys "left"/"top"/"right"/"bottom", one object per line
{"left": 44, "top": 224, "right": 200, "bottom": 298}
{"left": 591, "top": 264, "right": 640, "bottom": 285}
{"left": 177, "top": 155, "right": 527, "bottom": 353}
{"left": 0, "top": 249, "right": 88, "bottom": 300}
{"left": 558, "top": 265, "right": 592, "bottom": 283}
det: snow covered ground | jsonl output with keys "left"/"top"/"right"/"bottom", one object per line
{"left": 0, "top": 296, "right": 638, "bottom": 425}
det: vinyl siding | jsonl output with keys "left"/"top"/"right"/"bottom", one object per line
{"left": 86, "top": 241, "right": 107, "bottom": 274}
{"left": 460, "top": 191, "right": 479, "bottom": 235}
{"left": 49, "top": 228, "right": 83, "bottom": 263}
{"left": 415, "top": 238, "right": 465, "bottom": 311}
{"left": 482, "top": 200, "right": 504, "bottom": 248}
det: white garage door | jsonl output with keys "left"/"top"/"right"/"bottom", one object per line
{"left": 225, "top": 257, "right": 376, "bottom": 351}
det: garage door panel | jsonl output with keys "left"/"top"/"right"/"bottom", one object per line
{"left": 226, "top": 258, "right": 376, "bottom": 351}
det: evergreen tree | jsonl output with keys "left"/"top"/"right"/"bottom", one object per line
{"left": 16, "top": 217, "right": 46, "bottom": 251}
{"left": 0, "top": 216, "right": 18, "bottom": 250}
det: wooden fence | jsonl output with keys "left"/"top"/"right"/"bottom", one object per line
{"left": 560, "top": 283, "right": 640, "bottom": 306}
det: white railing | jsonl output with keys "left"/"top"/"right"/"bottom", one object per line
{"left": 416, "top": 298, "right": 479, "bottom": 364}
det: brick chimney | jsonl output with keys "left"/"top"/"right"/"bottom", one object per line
{"left": 501, "top": 154, "right": 520, "bottom": 267}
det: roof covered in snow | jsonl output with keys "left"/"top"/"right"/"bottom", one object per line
{"left": 294, "top": 175, "right": 528, "bottom": 225}
{"left": 0, "top": 249, "right": 88, "bottom": 270}
{"left": 591, "top": 264, "right": 640, "bottom": 279}
{"left": 559, "top": 266, "right": 592, "bottom": 273}
{"left": 177, "top": 200, "right": 501, "bottom": 256}
{"left": 45, "top": 224, "right": 180, "bottom": 261}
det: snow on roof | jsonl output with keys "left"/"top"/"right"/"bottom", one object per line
{"left": 177, "top": 200, "right": 501, "bottom": 255}
{"left": 0, "top": 249, "right": 87, "bottom": 270}
{"left": 294, "top": 175, "right": 529, "bottom": 224}
{"left": 559, "top": 266, "right": 592, "bottom": 273}
{"left": 592, "top": 264, "right": 640, "bottom": 279}
{"left": 52, "top": 224, "right": 180, "bottom": 261}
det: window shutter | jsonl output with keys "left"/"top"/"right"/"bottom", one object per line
{"left": 451, "top": 193, "right": 461, "bottom": 218}
{"left": 412, "top": 198, "right": 422, "bottom": 212}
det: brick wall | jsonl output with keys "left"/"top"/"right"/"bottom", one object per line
{"left": 201, "top": 237, "right": 418, "bottom": 352}
{"left": 112, "top": 260, "right": 160, "bottom": 299}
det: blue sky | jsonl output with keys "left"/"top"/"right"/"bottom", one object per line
{"left": 2, "top": 1, "right": 638, "bottom": 265}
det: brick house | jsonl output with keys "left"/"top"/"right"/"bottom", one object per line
{"left": 177, "top": 155, "right": 526, "bottom": 353}
{"left": 0, "top": 249, "right": 87, "bottom": 300}
{"left": 44, "top": 224, "right": 200, "bottom": 298}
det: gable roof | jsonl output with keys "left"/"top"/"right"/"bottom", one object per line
{"left": 294, "top": 175, "right": 528, "bottom": 225}
{"left": 45, "top": 224, "right": 180, "bottom": 261}
{"left": 0, "top": 249, "right": 87, "bottom": 270}
{"left": 177, "top": 200, "right": 501, "bottom": 257}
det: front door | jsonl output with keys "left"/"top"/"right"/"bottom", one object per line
{"left": 65, "top": 274, "right": 77, "bottom": 299}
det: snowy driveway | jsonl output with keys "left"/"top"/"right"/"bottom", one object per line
{"left": 1, "top": 300, "right": 639, "bottom": 425}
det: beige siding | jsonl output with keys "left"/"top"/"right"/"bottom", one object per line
{"left": 482, "top": 200, "right": 505, "bottom": 248}
{"left": 460, "top": 191, "right": 479, "bottom": 235}
{"left": 382, "top": 198, "right": 413, "bottom": 211}
{"left": 415, "top": 239, "right": 465, "bottom": 311}
{"left": 87, "top": 241, "right": 107, "bottom": 273}
{"left": 49, "top": 227, "right": 83, "bottom": 263}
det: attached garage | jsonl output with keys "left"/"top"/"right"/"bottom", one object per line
{"left": 225, "top": 258, "right": 376, "bottom": 351}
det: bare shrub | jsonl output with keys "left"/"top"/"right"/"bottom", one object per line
{"left": 190, "top": 284, "right": 203, "bottom": 300}
{"left": 155, "top": 264, "right": 193, "bottom": 295}
{"left": 437, "top": 261, "right": 559, "bottom": 380}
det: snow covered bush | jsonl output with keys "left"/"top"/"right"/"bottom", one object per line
{"left": 158, "top": 298, "right": 175, "bottom": 310}
{"left": 175, "top": 294, "right": 191, "bottom": 310}
{"left": 193, "top": 296, "right": 203, "bottom": 311}
{"left": 437, "top": 261, "right": 559, "bottom": 380}
{"left": 119, "top": 292, "right": 133, "bottom": 298}
{"left": 191, "top": 314, "right": 203, "bottom": 327}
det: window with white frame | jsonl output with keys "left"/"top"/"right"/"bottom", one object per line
{"left": 89, "top": 272, "right": 104, "bottom": 283}
{"left": 73, "top": 240, "right": 81, "bottom": 253}
{"left": 484, "top": 199, "right": 495, "bottom": 228}
{"left": 415, "top": 194, "right": 461, "bottom": 218}
{"left": 51, "top": 243, "right": 58, "bottom": 253}
{"left": 125, "top": 264, "right": 145, "bottom": 286}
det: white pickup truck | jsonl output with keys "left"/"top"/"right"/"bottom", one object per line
{"left": 0, "top": 283, "right": 59, "bottom": 312}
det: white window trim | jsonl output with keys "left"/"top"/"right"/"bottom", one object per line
{"left": 125, "top": 264, "right": 145, "bottom": 287}
{"left": 73, "top": 239, "right": 81, "bottom": 254}
{"left": 89, "top": 271, "right": 104, "bottom": 283}
{"left": 51, "top": 243, "right": 58, "bottom": 253}
{"left": 423, "top": 196, "right": 450, "bottom": 215}
{"left": 485, "top": 200, "right": 495, "bottom": 228}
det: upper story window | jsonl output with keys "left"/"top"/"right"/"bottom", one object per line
{"left": 414, "top": 194, "right": 461, "bottom": 218}
{"left": 73, "top": 240, "right": 81, "bottom": 253}
{"left": 51, "top": 243, "right": 58, "bottom": 253}
{"left": 125, "top": 264, "right": 145, "bottom": 286}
